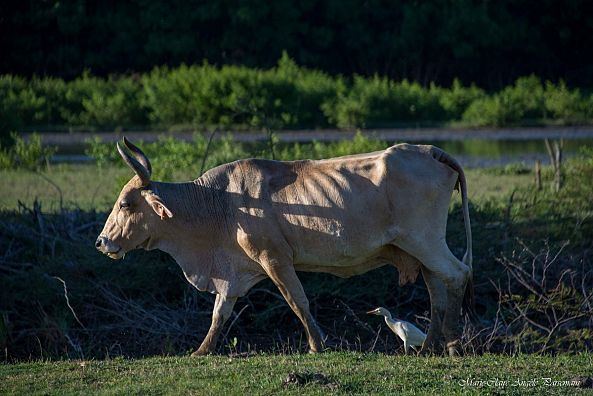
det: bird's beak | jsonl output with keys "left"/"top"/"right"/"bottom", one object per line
{"left": 366, "top": 309, "right": 378, "bottom": 315}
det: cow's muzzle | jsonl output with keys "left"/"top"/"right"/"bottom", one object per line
{"left": 95, "top": 235, "right": 125, "bottom": 259}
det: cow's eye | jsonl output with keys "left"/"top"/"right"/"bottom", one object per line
{"left": 120, "top": 200, "right": 130, "bottom": 209}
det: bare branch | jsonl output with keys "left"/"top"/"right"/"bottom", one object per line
{"left": 52, "top": 276, "right": 85, "bottom": 329}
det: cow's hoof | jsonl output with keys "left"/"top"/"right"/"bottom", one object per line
{"left": 446, "top": 340, "right": 462, "bottom": 357}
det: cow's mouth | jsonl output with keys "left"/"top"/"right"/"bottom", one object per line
{"left": 106, "top": 248, "right": 125, "bottom": 260}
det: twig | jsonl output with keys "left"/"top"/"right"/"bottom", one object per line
{"left": 222, "top": 305, "right": 249, "bottom": 343}
{"left": 199, "top": 129, "right": 217, "bottom": 175}
{"left": 52, "top": 276, "right": 85, "bottom": 329}
{"left": 35, "top": 172, "right": 64, "bottom": 209}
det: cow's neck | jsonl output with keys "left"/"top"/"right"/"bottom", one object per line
{"left": 145, "top": 180, "right": 237, "bottom": 294}
{"left": 147, "top": 179, "right": 231, "bottom": 255}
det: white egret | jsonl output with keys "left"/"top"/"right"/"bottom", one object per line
{"left": 367, "top": 307, "right": 426, "bottom": 354}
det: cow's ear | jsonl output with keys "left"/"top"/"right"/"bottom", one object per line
{"left": 141, "top": 190, "right": 173, "bottom": 219}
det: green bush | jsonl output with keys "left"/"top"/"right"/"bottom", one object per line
{"left": 87, "top": 131, "right": 387, "bottom": 178}
{"left": 2, "top": 60, "right": 593, "bottom": 130}
{"left": 462, "top": 75, "right": 545, "bottom": 126}
{"left": 0, "top": 75, "right": 47, "bottom": 131}
{"left": 326, "top": 76, "right": 447, "bottom": 128}
{"left": 0, "top": 73, "right": 147, "bottom": 130}
{"left": 275, "top": 53, "right": 339, "bottom": 128}
{"left": 86, "top": 133, "right": 249, "bottom": 180}
{"left": 438, "top": 79, "right": 486, "bottom": 119}
{"left": 543, "top": 80, "right": 592, "bottom": 123}
{"left": 62, "top": 73, "right": 146, "bottom": 127}
{"left": 141, "top": 54, "right": 338, "bottom": 129}
{"left": 0, "top": 133, "right": 57, "bottom": 171}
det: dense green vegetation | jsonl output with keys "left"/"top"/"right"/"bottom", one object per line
{"left": 3, "top": 0, "right": 593, "bottom": 91}
{"left": 2, "top": 57, "right": 593, "bottom": 135}
{"left": 1, "top": 134, "right": 591, "bottom": 362}
{"left": 2, "top": 353, "right": 592, "bottom": 395}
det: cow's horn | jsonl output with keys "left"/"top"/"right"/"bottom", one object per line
{"left": 117, "top": 140, "right": 151, "bottom": 186}
{"left": 123, "top": 136, "right": 152, "bottom": 175}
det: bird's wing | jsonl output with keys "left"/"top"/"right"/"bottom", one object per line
{"left": 400, "top": 321, "right": 427, "bottom": 345}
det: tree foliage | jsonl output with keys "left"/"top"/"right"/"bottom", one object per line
{"left": 2, "top": 61, "right": 591, "bottom": 132}
{"left": 2, "top": 0, "right": 593, "bottom": 89}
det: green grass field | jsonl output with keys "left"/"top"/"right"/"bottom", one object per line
{"left": 1, "top": 353, "right": 592, "bottom": 395}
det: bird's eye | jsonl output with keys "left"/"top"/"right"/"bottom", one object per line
{"left": 120, "top": 200, "right": 130, "bottom": 209}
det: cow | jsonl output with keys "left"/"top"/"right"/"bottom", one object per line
{"left": 96, "top": 137, "right": 472, "bottom": 356}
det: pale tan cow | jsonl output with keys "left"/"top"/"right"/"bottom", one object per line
{"left": 96, "top": 138, "right": 472, "bottom": 356}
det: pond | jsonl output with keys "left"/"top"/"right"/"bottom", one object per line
{"left": 406, "top": 138, "right": 593, "bottom": 168}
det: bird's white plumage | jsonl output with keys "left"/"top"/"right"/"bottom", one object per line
{"left": 367, "top": 307, "right": 427, "bottom": 354}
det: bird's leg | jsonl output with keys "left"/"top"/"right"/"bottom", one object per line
{"left": 403, "top": 341, "right": 409, "bottom": 355}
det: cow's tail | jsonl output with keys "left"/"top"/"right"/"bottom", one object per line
{"left": 430, "top": 147, "right": 475, "bottom": 319}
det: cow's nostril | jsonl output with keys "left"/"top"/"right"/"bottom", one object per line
{"left": 95, "top": 237, "right": 103, "bottom": 248}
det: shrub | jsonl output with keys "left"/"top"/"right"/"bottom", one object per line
{"left": 544, "top": 80, "right": 591, "bottom": 123}
{"left": 275, "top": 53, "right": 339, "bottom": 128}
{"left": 141, "top": 54, "right": 338, "bottom": 129}
{"left": 0, "top": 75, "right": 46, "bottom": 131}
{"left": 0, "top": 132, "right": 56, "bottom": 171}
{"left": 461, "top": 75, "right": 590, "bottom": 127}
{"left": 63, "top": 73, "right": 146, "bottom": 127}
{"left": 2, "top": 63, "right": 593, "bottom": 130}
{"left": 325, "top": 76, "right": 478, "bottom": 128}
{"left": 438, "top": 79, "right": 486, "bottom": 119}
{"left": 463, "top": 76, "right": 546, "bottom": 126}
{"left": 86, "top": 133, "right": 249, "bottom": 180}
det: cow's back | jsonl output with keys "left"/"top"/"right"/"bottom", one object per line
{"left": 221, "top": 144, "right": 455, "bottom": 268}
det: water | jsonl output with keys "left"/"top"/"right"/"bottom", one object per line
{"left": 405, "top": 139, "right": 593, "bottom": 168}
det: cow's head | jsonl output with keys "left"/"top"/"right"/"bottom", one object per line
{"left": 95, "top": 138, "right": 173, "bottom": 259}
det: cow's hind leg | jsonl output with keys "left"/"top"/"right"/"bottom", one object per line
{"left": 442, "top": 269, "right": 469, "bottom": 356}
{"left": 192, "top": 294, "right": 237, "bottom": 356}
{"left": 420, "top": 267, "right": 447, "bottom": 354}
{"left": 395, "top": 239, "right": 469, "bottom": 356}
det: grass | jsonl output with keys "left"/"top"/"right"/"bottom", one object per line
{"left": 0, "top": 163, "right": 534, "bottom": 212}
{"left": 0, "top": 164, "right": 129, "bottom": 211}
{"left": 1, "top": 353, "right": 592, "bottom": 395}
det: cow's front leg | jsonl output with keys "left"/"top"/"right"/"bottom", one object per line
{"left": 236, "top": 229, "right": 324, "bottom": 353}
{"left": 191, "top": 293, "right": 237, "bottom": 356}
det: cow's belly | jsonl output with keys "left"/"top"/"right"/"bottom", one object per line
{"left": 294, "top": 256, "right": 389, "bottom": 278}
{"left": 286, "top": 213, "right": 399, "bottom": 268}
{"left": 292, "top": 244, "right": 420, "bottom": 285}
